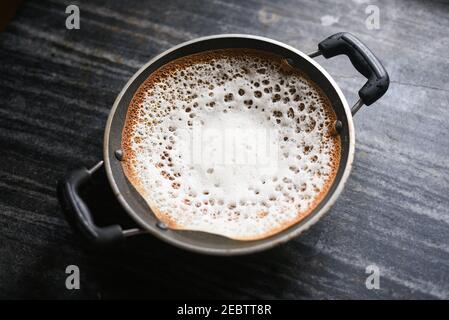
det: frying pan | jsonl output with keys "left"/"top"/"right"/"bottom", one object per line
{"left": 58, "top": 33, "right": 389, "bottom": 255}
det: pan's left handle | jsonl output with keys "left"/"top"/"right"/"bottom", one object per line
{"left": 57, "top": 161, "right": 142, "bottom": 247}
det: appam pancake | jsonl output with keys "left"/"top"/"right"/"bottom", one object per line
{"left": 121, "top": 49, "right": 340, "bottom": 240}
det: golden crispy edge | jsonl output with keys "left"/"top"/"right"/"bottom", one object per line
{"left": 121, "top": 48, "right": 341, "bottom": 241}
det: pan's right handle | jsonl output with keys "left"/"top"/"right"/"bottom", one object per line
{"left": 309, "top": 32, "right": 390, "bottom": 115}
{"left": 57, "top": 161, "right": 142, "bottom": 247}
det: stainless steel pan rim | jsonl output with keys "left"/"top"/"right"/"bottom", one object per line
{"left": 104, "top": 34, "right": 355, "bottom": 255}
{"left": 58, "top": 32, "right": 389, "bottom": 256}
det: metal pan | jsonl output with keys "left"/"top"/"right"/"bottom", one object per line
{"left": 58, "top": 33, "right": 389, "bottom": 255}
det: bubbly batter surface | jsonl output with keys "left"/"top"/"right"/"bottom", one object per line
{"left": 122, "top": 49, "right": 340, "bottom": 240}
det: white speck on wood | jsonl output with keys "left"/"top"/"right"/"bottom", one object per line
{"left": 320, "top": 15, "right": 339, "bottom": 26}
{"left": 258, "top": 6, "right": 280, "bottom": 25}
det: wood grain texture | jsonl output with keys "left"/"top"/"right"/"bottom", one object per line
{"left": 0, "top": 0, "right": 448, "bottom": 299}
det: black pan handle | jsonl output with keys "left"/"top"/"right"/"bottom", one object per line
{"left": 315, "top": 32, "right": 389, "bottom": 108}
{"left": 57, "top": 161, "right": 125, "bottom": 246}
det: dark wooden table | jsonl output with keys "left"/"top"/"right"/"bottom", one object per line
{"left": 1, "top": 0, "right": 448, "bottom": 299}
